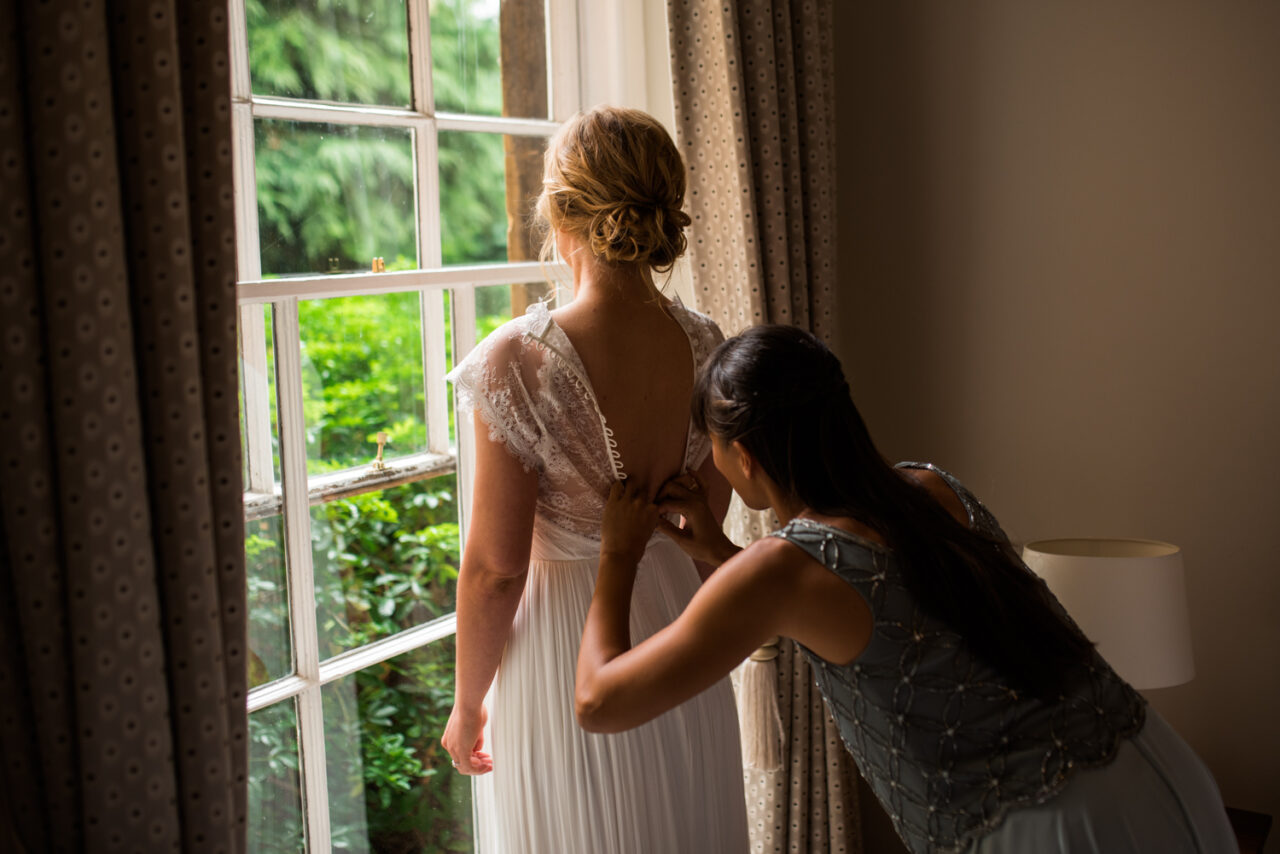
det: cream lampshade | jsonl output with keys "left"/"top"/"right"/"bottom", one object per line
{"left": 1021, "top": 538, "right": 1195, "bottom": 690}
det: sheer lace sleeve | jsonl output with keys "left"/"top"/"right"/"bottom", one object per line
{"left": 677, "top": 302, "right": 727, "bottom": 472}
{"left": 678, "top": 301, "right": 726, "bottom": 366}
{"left": 446, "top": 320, "right": 547, "bottom": 474}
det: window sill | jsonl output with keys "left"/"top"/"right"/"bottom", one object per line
{"left": 243, "top": 450, "right": 457, "bottom": 521}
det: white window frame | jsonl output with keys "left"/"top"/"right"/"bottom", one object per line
{"left": 231, "top": 1, "right": 583, "bottom": 849}
{"left": 231, "top": 2, "right": 675, "bottom": 850}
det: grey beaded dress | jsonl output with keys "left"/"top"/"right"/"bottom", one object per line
{"left": 771, "top": 463, "right": 1233, "bottom": 854}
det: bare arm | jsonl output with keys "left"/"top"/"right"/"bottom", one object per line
{"left": 655, "top": 466, "right": 742, "bottom": 571}
{"left": 689, "top": 452, "right": 734, "bottom": 581}
{"left": 441, "top": 412, "right": 538, "bottom": 774}
{"left": 576, "top": 482, "right": 795, "bottom": 732}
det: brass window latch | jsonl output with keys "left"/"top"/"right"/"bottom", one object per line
{"left": 371, "top": 256, "right": 386, "bottom": 272}
{"left": 372, "top": 431, "right": 389, "bottom": 471}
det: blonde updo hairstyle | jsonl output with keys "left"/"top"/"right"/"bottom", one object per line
{"left": 537, "top": 106, "right": 691, "bottom": 273}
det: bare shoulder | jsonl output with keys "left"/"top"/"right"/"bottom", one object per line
{"left": 672, "top": 299, "right": 725, "bottom": 347}
{"left": 742, "top": 534, "right": 811, "bottom": 570}
{"left": 729, "top": 529, "right": 874, "bottom": 665}
{"left": 709, "top": 535, "right": 810, "bottom": 596}
{"left": 720, "top": 534, "right": 847, "bottom": 597}
{"left": 900, "top": 466, "right": 969, "bottom": 527}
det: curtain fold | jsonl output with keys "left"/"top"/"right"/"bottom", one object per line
{"left": 667, "top": 1, "right": 853, "bottom": 852}
{"left": 0, "top": 2, "right": 245, "bottom": 851}
{"left": 668, "top": 0, "right": 837, "bottom": 340}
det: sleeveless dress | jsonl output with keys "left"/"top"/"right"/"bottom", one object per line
{"left": 447, "top": 298, "right": 748, "bottom": 854}
{"left": 771, "top": 463, "right": 1235, "bottom": 854}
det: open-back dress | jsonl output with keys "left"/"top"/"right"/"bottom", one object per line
{"left": 447, "top": 298, "right": 748, "bottom": 854}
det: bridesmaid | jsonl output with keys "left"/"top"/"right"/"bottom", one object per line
{"left": 579, "top": 324, "right": 1236, "bottom": 854}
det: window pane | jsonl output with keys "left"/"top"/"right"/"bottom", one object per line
{"left": 298, "top": 293, "right": 427, "bottom": 474}
{"left": 431, "top": 0, "right": 550, "bottom": 119}
{"left": 247, "top": 0, "right": 411, "bottom": 107}
{"left": 322, "top": 638, "right": 472, "bottom": 851}
{"left": 439, "top": 131, "right": 546, "bottom": 265}
{"left": 249, "top": 699, "right": 306, "bottom": 853}
{"left": 312, "top": 478, "right": 460, "bottom": 657}
{"left": 255, "top": 120, "right": 417, "bottom": 278}
{"left": 473, "top": 282, "right": 551, "bottom": 342}
{"left": 473, "top": 284, "right": 511, "bottom": 342}
{"left": 247, "top": 513, "right": 292, "bottom": 687}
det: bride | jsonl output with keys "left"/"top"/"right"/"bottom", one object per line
{"left": 440, "top": 106, "right": 749, "bottom": 853}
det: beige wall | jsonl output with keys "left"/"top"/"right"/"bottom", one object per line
{"left": 833, "top": 2, "right": 1280, "bottom": 844}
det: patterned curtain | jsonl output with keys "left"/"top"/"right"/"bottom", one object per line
{"left": 667, "top": 0, "right": 837, "bottom": 340}
{"left": 666, "top": 1, "right": 858, "bottom": 852}
{"left": 0, "top": 2, "right": 246, "bottom": 851}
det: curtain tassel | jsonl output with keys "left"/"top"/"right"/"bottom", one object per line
{"left": 739, "top": 635, "right": 784, "bottom": 771}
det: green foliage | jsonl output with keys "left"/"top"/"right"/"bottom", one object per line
{"left": 428, "top": 0, "right": 503, "bottom": 116}
{"left": 247, "top": 702, "right": 305, "bottom": 853}
{"left": 247, "top": 0, "right": 412, "bottom": 105}
{"left": 312, "top": 479, "right": 460, "bottom": 655}
{"left": 298, "top": 291, "right": 428, "bottom": 470}
{"left": 248, "top": 0, "right": 509, "bottom": 277}
{"left": 242, "top": 2, "right": 530, "bottom": 850}
{"left": 246, "top": 521, "right": 290, "bottom": 687}
{"left": 438, "top": 131, "right": 508, "bottom": 265}
{"left": 248, "top": 478, "right": 471, "bottom": 852}
{"left": 255, "top": 121, "right": 418, "bottom": 277}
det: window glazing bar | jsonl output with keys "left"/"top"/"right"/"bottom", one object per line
{"left": 273, "top": 298, "right": 332, "bottom": 852}
{"left": 236, "top": 261, "right": 563, "bottom": 304}
{"left": 407, "top": 1, "right": 452, "bottom": 458}
{"left": 316, "top": 614, "right": 458, "bottom": 685}
{"left": 247, "top": 96, "right": 560, "bottom": 138}
{"left": 246, "top": 614, "right": 459, "bottom": 713}
{"left": 249, "top": 96, "right": 427, "bottom": 128}
{"left": 435, "top": 112, "right": 561, "bottom": 136}
{"left": 242, "top": 450, "right": 456, "bottom": 523}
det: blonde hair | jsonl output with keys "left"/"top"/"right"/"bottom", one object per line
{"left": 536, "top": 106, "right": 692, "bottom": 272}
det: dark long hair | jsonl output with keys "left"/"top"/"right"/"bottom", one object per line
{"left": 693, "top": 325, "right": 1093, "bottom": 698}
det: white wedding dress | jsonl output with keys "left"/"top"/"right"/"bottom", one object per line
{"left": 447, "top": 298, "right": 748, "bottom": 854}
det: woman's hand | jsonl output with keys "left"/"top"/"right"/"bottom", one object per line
{"left": 656, "top": 473, "right": 741, "bottom": 567}
{"left": 442, "top": 702, "right": 493, "bottom": 775}
{"left": 600, "top": 480, "right": 660, "bottom": 567}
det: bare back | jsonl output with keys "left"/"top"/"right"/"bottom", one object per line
{"left": 553, "top": 296, "right": 696, "bottom": 497}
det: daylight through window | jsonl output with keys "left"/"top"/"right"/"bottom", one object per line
{"left": 231, "top": 2, "right": 580, "bottom": 850}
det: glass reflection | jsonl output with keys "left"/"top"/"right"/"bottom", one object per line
{"left": 439, "top": 131, "right": 546, "bottom": 266}
{"left": 248, "top": 700, "right": 306, "bottom": 853}
{"left": 322, "top": 638, "right": 472, "bottom": 851}
{"left": 431, "top": 0, "right": 551, "bottom": 119}
{"left": 247, "top": 0, "right": 412, "bottom": 107}
{"left": 246, "top": 512, "right": 292, "bottom": 687}
{"left": 255, "top": 120, "right": 417, "bottom": 278}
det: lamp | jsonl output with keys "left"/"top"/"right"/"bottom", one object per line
{"left": 1021, "top": 538, "right": 1195, "bottom": 690}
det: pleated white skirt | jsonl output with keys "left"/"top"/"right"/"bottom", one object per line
{"left": 472, "top": 522, "right": 749, "bottom": 854}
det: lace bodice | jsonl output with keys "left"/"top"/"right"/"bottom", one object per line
{"left": 446, "top": 298, "right": 724, "bottom": 539}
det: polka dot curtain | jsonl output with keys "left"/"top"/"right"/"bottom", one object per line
{"left": 0, "top": 2, "right": 246, "bottom": 852}
{"left": 667, "top": 0, "right": 837, "bottom": 343}
{"left": 666, "top": 2, "right": 856, "bottom": 852}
